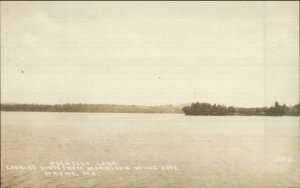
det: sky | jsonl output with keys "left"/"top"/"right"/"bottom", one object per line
{"left": 1, "top": 1, "right": 299, "bottom": 107}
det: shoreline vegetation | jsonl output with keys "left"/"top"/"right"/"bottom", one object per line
{"left": 182, "top": 102, "right": 299, "bottom": 116}
{"left": 1, "top": 102, "right": 299, "bottom": 116}
{"left": 0, "top": 103, "right": 182, "bottom": 114}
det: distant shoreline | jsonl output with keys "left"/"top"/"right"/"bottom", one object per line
{"left": 1, "top": 110, "right": 182, "bottom": 114}
{"left": 1, "top": 103, "right": 299, "bottom": 116}
{"left": 0, "top": 103, "right": 182, "bottom": 114}
{"left": 1, "top": 111, "right": 299, "bottom": 117}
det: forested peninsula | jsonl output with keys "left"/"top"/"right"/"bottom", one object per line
{"left": 182, "top": 102, "right": 299, "bottom": 116}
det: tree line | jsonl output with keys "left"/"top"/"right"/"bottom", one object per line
{"left": 0, "top": 103, "right": 182, "bottom": 114}
{"left": 182, "top": 102, "right": 299, "bottom": 116}
{"left": 1, "top": 102, "right": 299, "bottom": 116}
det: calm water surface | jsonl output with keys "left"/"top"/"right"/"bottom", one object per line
{"left": 1, "top": 112, "right": 299, "bottom": 188}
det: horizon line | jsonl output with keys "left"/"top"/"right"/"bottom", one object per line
{"left": 1, "top": 101, "right": 299, "bottom": 108}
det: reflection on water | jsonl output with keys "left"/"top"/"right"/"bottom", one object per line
{"left": 1, "top": 112, "right": 299, "bottom": 187}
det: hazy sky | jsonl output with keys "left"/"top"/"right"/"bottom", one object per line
{"left": 1, "top": 2, "right": 299, "bottom": 107}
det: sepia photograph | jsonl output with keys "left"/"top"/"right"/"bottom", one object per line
{"left": 1, "top": 1, "right": 299, "bottom": 188}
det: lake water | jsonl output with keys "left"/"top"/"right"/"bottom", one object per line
{"left": 1, "top": 112, "right": 299, "bottom": 188}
